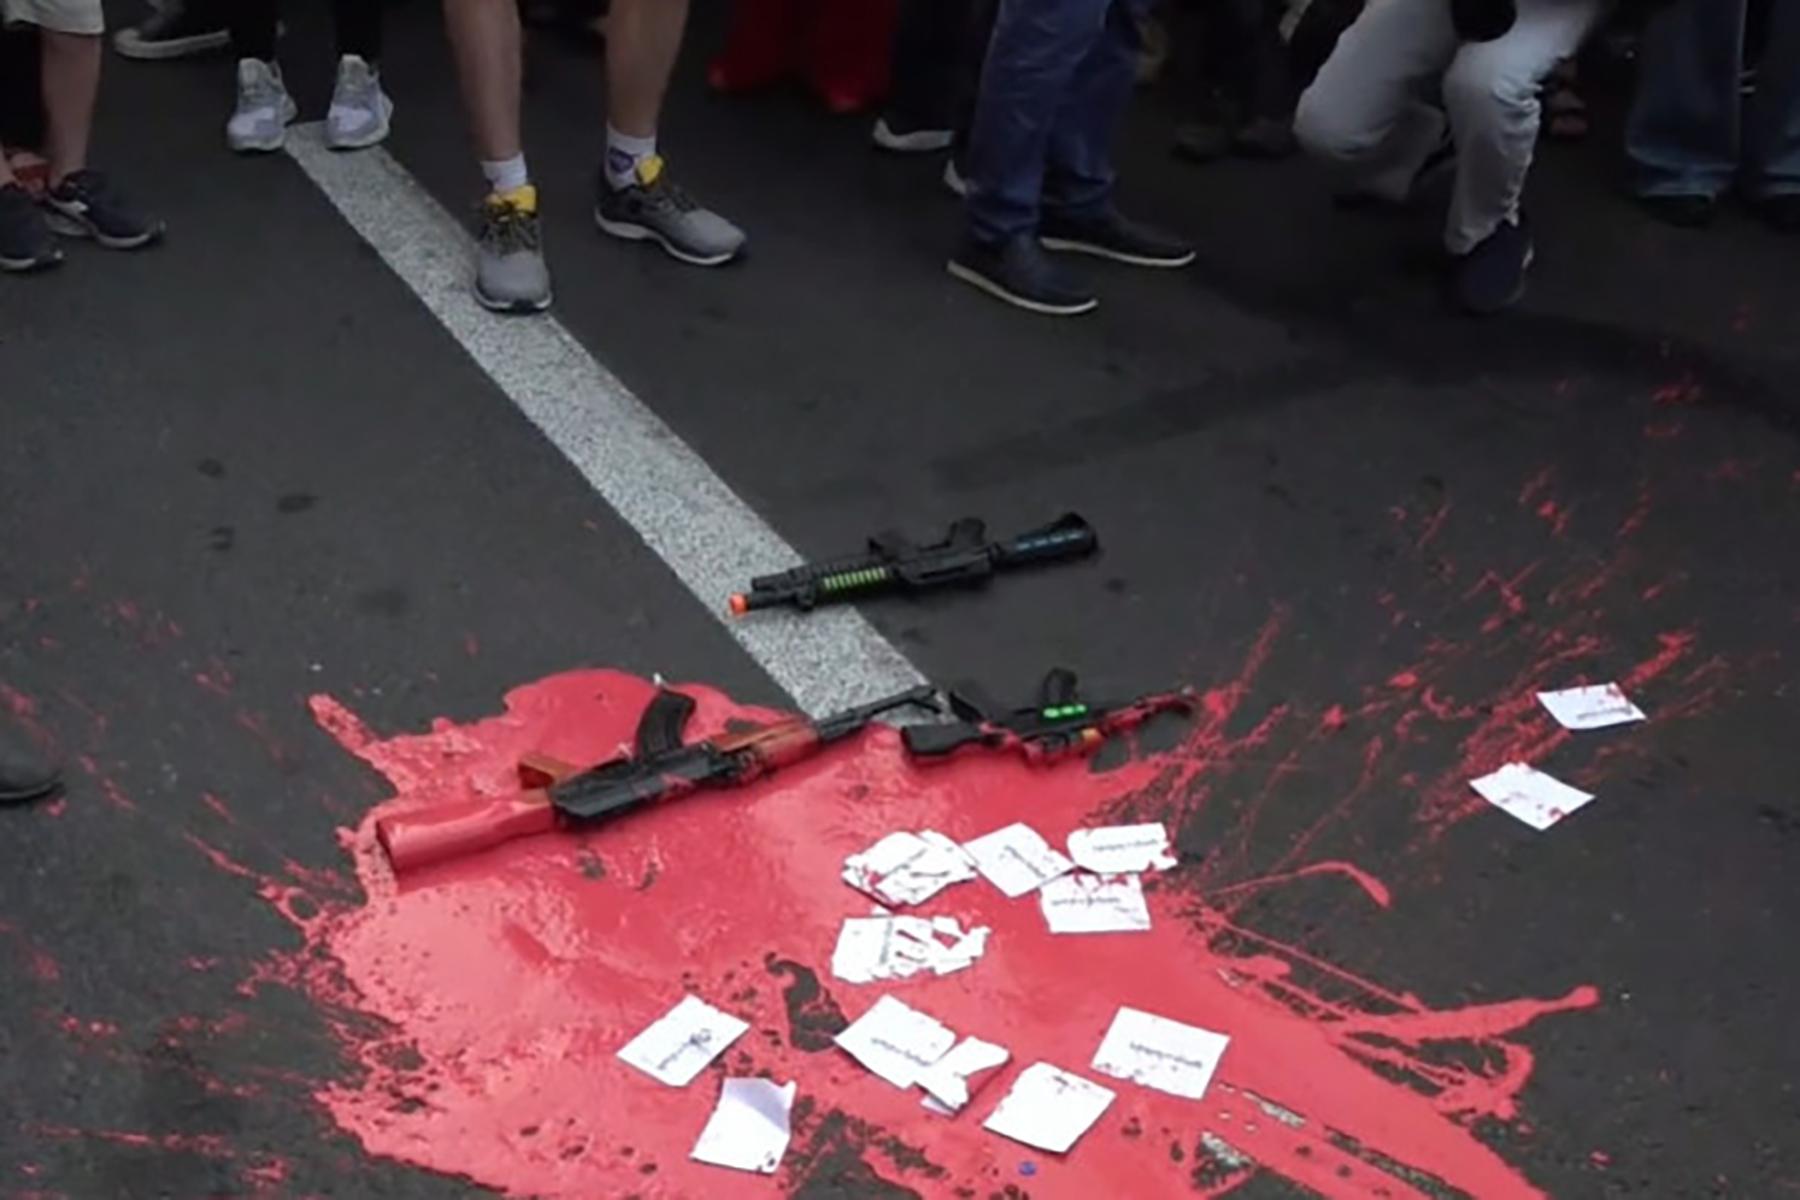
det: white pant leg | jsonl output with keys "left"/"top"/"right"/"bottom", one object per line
{"left": 1442, "top": 0, "right": 1604, "bottom": 252}
{"left": 1294, "top": 0, "right": 1459, "bottom": 202}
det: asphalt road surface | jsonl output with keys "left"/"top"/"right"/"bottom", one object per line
{"left": 2, "top": 4, "right": 1797, "bottom": 1198}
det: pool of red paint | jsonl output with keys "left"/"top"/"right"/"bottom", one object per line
{"left": 259, "top": 670, "right": 1601, "bottom": 1199}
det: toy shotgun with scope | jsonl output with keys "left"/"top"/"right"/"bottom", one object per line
{"left": 902, "top": 669, "right": 1197, "bottom": 764}
{"left": 729, "top": 513, "right": 1098, "bottom": 616}
{"left": 377, "top": 684, "right": 939, "bottom": 874}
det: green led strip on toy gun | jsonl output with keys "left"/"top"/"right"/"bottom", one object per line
{"left": 729, "top": 513, "right": 1099, "bottom": 616}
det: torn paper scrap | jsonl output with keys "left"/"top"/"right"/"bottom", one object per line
{"left": 830, "top": 914, "right": 991, "bottom": 984}
{"left": 1469, "top": 763, "right": 1596, "bottom": 831}
{"left": 690, "top": 1077, "right": 796, "bottom": 1174}
{"left": 842, "top": 830, "right": 977, "bottom": 906}
{"left": 1536, "top": 684, "right": 1647, "bottom": 731}
{"left": 983, "top": 1062, "right": 1116, "bottom": 1154}
{"left": 835, "top": 995, "right": 958, "bottom": 1089}
{"left": 617, "top": 994, "right": 750, "bottom": 1087}
{"left": 1067, "top": 823, "right": 1178, "bottom": 874}
{"left": 1039, "top": 872, "right": 1151, "bottom": 934}
{"left": 962, "top": 823, "right": 1075, "bottom": 898}
{"left": 918, "top": 1036, "right": 1011, "bottom": 1115}
{"left": 1091, "top": 1006, "right": 1229, "bottom": 1101}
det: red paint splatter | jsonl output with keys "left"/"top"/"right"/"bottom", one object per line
{"left": 463, "top": 633, "right": 481, "bottom": 658}
{"left": 1651, "top": 378, "right": 1702, "bottom": 407}
{"left": 0, "top": 919, "right": 63, "bottom": 982}
{"left": 200, "top": 792, "right": 236, "bottom": 824}
{"left": 244, "top": 671, "right": 1603, "bottom": 1200}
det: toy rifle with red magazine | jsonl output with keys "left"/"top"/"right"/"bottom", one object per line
{"left": 378, "top": 683, "right": 940, "bottom": 874}
{"left": 901, "top": 668, "right": 1196, "bottom": 764}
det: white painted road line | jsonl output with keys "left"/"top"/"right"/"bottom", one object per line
{"left": 284, "top": 124, "right": 926, "bottom": 715}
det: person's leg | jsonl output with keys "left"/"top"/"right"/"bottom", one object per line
{"left": 326, "top": 0, "right": 393, "bottom": 150}
{"left": 1742, "top": 0, "right": 1800, "bottom": 222}
{"left": 595, "top": 0, "right": 746, "bottom": 265}
{"left": 1293, "top": 0, "right": 1459, "bottom": 204}
{"left": 962, "top": 0, "right": 1113, "bottom": 247}
{"left": 334, "top": 0, "right": 382, "bottom": 59}
{"left": 605, "top": 0, "right": 687, "bottom": 142}
{"left": 35, "top": 9, "right": 164, "bottom": 250}
{"left": 444, "top": 0, "right": 548, "bottom": 312}
{"left": 878, "top": 0, "right": 962, "bottom": 143}
{"left": 40, "top": 27, "right": 100, "bottom": 184}
{"left": 445, "top": 0, "right": 526, "bottom": 165}
{"left": 1440, "top": 0, "right": 1602, "bottom": 254}
{"left": 1624, "top": 0, "right": 1745, "bottom": 207}
{"left": 227, "top": 0, "right": 278, "bottom": 61}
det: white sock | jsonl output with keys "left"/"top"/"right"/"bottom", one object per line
{"left": 481, "top": 154, "right": 529, "bottom": 196}
{"left": 604, "top": 126, "right": 657, "bottom": 191}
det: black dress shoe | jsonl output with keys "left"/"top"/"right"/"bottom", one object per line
{"left": 1637, "top": 193, "right": 1718, "bottom": 228}
{"left": 1038, "top": 208, "right": 1196, "bottom": 268}
{"left": 949, "top": 233, "right": 1099, "bottom": 316}
{"left": 0, "top": 722, "right": 61, "bottom": 804}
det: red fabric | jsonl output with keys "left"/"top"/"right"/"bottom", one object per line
{"left": 708, "top": 0, "right": 898, "bottom": 113}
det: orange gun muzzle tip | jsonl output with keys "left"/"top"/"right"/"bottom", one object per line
{"left": 728, "top": 594, "right": 749, "bottom": 616}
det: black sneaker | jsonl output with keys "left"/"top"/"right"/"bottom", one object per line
{"left": 0, "top": 184, "right": 63, "bottom": 273}
{"left": 1039, "top": 208, "right": 1195, "bottom": 268}
{"left": 1172, "top": 120, "right": 1232, "bottom": 164}
{"left": 1637, "top": 193, "right": 1718, "bottom": 229}
{"left": 113, "top": 0, "right": 231, "bottom": 60}
{"left": 1453, "top": 216, "right": 1534, "bottom": 315}
{"left": 948, "top": 233, "right": 1098, "bottom": 316}
{"left": 42, "top": 170, "right": 165, "bottom": 250}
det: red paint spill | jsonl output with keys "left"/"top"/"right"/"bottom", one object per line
{"left": 250, "top": 670, "right": 1604, "bottom": 1199}
{"left": 200, "top": 792, "right": 236, "bottom": 824}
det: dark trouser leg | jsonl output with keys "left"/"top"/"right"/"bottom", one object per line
{"left": 230, "top": 0, "right": 280, "bottom": 60}
{"left": 335, "top": 0, "right": 386, "bottom": 59}
{"left": 888, "top": 0, "right": 961, "bottom": 128}
{"left": 1625, "top": 0, "right": 1745, "bottom": 199}
{"left": 1743, "top": 0, "right": 1800, "bottom": 198}
{"left": 1042, "top": 0, "right": 1146, "bottom": 222}
{"left": 963, "top": 0, "right": 1113, "bottom": 243}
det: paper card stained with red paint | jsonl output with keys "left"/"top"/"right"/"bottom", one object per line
{"left": 1470, "top": 763, "right": 1597, "bottom": 831}
{"left": 918, "top": 1036, "right": 1011, "bottom": 1114}
{"left": 617, "top": 994, "right": 750, "bottom": 1086}
{"left": 1091, "top": 1006, "right": 1229, "bottom": 1100}
{"left": 834, "top": 996, "right": 958, "bottom": 1089}
{"left": 690, "top": 1077, "right": 796, "bottom": 1174}
{"left": 983, "top": 1062, "right": 1116, "bottom": 1153}
{"left": 962, "top": 822, "right": 1074, "bottom": 897}
{"left": 1038, "top": 872, "right": 1151, "bottom": 933}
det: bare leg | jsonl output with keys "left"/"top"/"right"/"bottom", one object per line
{"left": 443, "top": 0, "right": 524, "bottom": 161}
{"left": 606, "top": 0, "right": 691, "bottom": 138}
{"left": 41, "top": 31, "right": 102, "bottom": 185}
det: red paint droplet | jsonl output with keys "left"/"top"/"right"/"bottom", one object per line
{"left": 1388, "top": 672, "right": 1420, "bottom": 689}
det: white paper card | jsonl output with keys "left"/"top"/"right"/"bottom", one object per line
{"left": 842, "top": 830, "right": 977, "bottom": 906}
{"left": 616, "top": 995, "right": 750, "bottom": 1087}
{"left": 982, "top": 1062, "right": 1116, "bottom": 1153}
{"left": 830, "top": 914, "right": 991, "bottom": 984}
{"left": 690, "top": 1077, "right": 796, "bottom": 1174}
{"left": 834, "top": 995, "right": 958, "bottom": 1089}
{"left": 1067, "top": 823, "right": 1178, "bottom": 874}
{"left": 918, "top": 1036, "right": 1011, "bottom": 1114}
{"left": 1469, "top": 763, "right": 1596, "bottom": 831}
{"left": 1091, "top": 1007, "right": 1229, "bottom": 1100}
{"left": 1536, "top": 684, "right": 1647, "bottom": 731}
{"left": 1039, "top": 872, "right": 1152, "bottom": 934}
{"left": 962, "top": 823, "right": 1075, "bottom": 898}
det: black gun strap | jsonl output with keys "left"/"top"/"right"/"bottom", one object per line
{"left": 633, "top": 689, "right": 697, "bottom": 757}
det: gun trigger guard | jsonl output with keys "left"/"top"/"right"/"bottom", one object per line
{"left": 1039, "top": 668, "right": 1082, "bottom": 708}
{"left": 634, "top": 690, "right": 698, "bottom": 758}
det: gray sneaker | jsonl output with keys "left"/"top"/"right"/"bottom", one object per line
{"left": 594, "top": 156, "right": 745, "bottom": 267}
{"left": 326, "top": 55, "right": 393, "bottom": 151}
{"left": 474, "top": 186, "right": 552, "bottom": 314}
{"left": 226, "top": 58, "right": 297, "bottom": 153}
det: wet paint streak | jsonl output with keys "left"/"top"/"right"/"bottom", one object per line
{"left": 245, "top": 670, "right": 1603, "bottom": 1200}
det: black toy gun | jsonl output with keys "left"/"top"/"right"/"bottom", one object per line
{"left": 902, "top": 669, "right": 1196, "bottom": 764}
{"left": 729, "top": 513, "right": 1099, "bottom": 616}
{"left": 378, "top": 684, "right": 939, "bottom": 873}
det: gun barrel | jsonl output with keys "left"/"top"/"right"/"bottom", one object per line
{"left": 814, "top": 684, "right": 940, "bottom": 742}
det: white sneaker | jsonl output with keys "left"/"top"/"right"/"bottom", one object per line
{"left": 326, "top": 55, "right": 394, "bottom": 151}
{"left": 226, "top": 58, "right": 297, "bottom": 154}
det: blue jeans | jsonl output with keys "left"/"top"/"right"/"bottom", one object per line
{"left": 964, "top": 0, "right": 1149, "bottom": 244}
{"left": 1627, "top": 0, "right": 1800, "bottom": 200}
